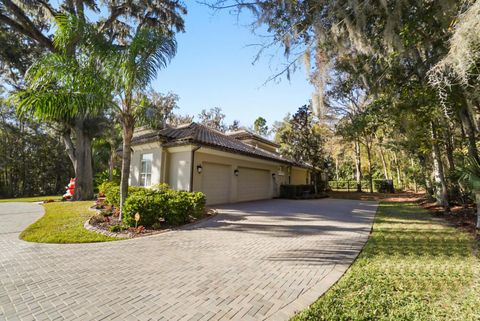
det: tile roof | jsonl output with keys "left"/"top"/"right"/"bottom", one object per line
{"left": 131, "top": 122, "right": 308, "bottom": 167}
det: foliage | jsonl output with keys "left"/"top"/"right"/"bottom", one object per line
{"left": 103, "top": 182, "right": 145, "bottom": 208}
{"left": 374, "top": 180, "right": 395, "bottom": 193}
{"left": 292, "top": 202, "right": 479, "bottom": 321}
{"left": 20, "top": 201, "right": 120, "bottom": 243}
{"left": 197, "top": 107, "right": 227, "bottom": 131}
{"left": 137, "top": 90, "right": 180, "bottom": 129}
{"left": 277, "top": 105, "right": 325, "bottom": 176}
{"left": 0, "top": 100, "right": 73, "bottom": 198}
{"left": 122, "top": 189, "right": 206, "bottom": 227}
{"left": 253, "top": 116, "right": 268, "bottom": 136}
{"left": 280, "top": 185, "right": 315, "bottom": 198}
{"left": 459, "top": 157, "right": 480, "bottom": 191}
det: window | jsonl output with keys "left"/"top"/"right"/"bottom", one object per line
{"left": 140, "top": 153, "right": 153, "bottom": 187}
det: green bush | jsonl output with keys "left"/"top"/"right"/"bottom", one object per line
{"left": 103, "top": 182, "right": 145, "bottom": 207}
{"left": 374, "top": 179, "right": 395, "bottom": 193}
{"left": 280, "top": 185, "right": 315, "bottom": 198}
{"left": 122, "top": 189, "right": 206, "bottom": 228}
{"left": 98, "top": 181, "right": 118, "bottom": 197}
{"left": 123, "top": 189, "right": 170, "bottom": 227}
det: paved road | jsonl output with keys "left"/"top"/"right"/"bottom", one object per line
{"left": 0, "top": 199, "right": 377, "bottom": 321}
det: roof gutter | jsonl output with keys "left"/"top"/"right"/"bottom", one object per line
{"left": 190, "top": 145, "right": 201, "bottom": 192}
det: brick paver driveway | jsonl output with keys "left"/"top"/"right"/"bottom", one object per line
{"left": 0, "top": 199, "right": 377, "bottom": 321}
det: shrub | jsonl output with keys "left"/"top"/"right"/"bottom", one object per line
{"left": 280, "top": 185, "right": 315, "bottom": 198}
{"left": 122, "top": 189, "right": 206, "bottom": 228}
{"left": 109, "top": 224, "right": 123, "bottom": 233}
{"left": 103, "top": 183, "right": 146, "bottom": 207}
{"left": 98, "top": 181, "right": 118, "bottom": 197}
{"left": 374, "top": 179, "right": 395, "bottom": 193}
{"left": 123, "top": 189, "right": 170, "bottom": 227}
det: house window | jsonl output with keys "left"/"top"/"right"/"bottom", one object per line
{"left": 140, "top": 153, "right": 153, "bottom": 187}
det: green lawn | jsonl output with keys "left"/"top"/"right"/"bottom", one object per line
{"left": 293, "top": 202, "right": 480, "bottom": 321}
{"left": 0, "top": 195, "right": 62, "bottom": 202}
{"left": 20, "top": 201, "right": 121, "bottom": 243}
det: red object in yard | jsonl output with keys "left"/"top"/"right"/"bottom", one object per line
{"left": 63, "top": 178, "right": 75, "bottom": 200}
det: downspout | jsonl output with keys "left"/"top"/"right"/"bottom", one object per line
{"left": 190, "top": 146, "right": 201, "bottom": 192}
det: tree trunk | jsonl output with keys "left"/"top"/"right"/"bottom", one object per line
{"left": 109, "top": 146, "right": 116, "bottom": 181}
{"left": 73, "top": 119, "right": 94, "bottom": 200}
{"left": 459, "top": 105, "right": 480, "bottom": 162}
{"left": 379, "top": 145, "right": 389, "bottom": 180}
{"left": 431, "top": 122, "right": 449, "bottom": 209}
{"left": 365, "top": 141, "right": 373, "bottom": 193}
{"left": 354, "top": 140, "right": 362, "bottom": 192}
{"left": 335, "top": 157, "right": 339, "bottom": 181}
{"left": 119, "top": 115, "right": 135, "bottom": 220}
{"left": 393, "top": 152, "right": 402, "bottom": 189}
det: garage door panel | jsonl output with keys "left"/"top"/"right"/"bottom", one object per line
{"left": 237, "top": 167, "right": 271, "bottom": 202}
{"left": 202, "top": 163, "right": 231, "bottom": 205}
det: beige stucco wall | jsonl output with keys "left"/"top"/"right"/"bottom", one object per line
{"left": 290, "top": 167, "right": 309, "bottom": 185}
{"left": 129, "top": 142, "right": 162, "bottom": 187}
{"left": 192, "top": 147, "right": 288, "bottom": 202}
{"left": 167, "top": 146, "right": 193, "bottom": 191}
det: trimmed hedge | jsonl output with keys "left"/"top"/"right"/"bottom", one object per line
{"left": 280, "top": 184, "right": 315, "bottom": 198}
{"left": 123, "top": 189, "right": 206, "bottom": 228}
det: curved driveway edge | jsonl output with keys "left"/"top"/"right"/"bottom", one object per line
{"left": 0, "top": 198, "right": 376, "bottom": 321}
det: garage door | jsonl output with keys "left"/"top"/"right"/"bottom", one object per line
{"left": 201, "top": 163, "right": 231, "bottom": 205}
{"left": 237, "top": 167, "right": 271, "bottom": 202}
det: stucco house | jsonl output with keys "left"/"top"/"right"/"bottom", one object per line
{"left": 128, "top": 122, "right": 312, "bottom": 205}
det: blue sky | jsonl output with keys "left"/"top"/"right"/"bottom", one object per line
{"left": 151, "top": 2, "right": 314, "bottom": 128}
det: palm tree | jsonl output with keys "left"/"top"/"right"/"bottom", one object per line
{"left": 459, "top": 157, "right": 480, "bottom": 229}
{"left": 12, "top": 14, "right": 113, "bottom": 200}
{"left": 109, "top": 28, "right": 176, "bottom": 219}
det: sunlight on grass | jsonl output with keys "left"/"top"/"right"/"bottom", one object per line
{"left": 292, "top": 202, "right": 480, "bottom": 321}
{"left": 20, "top": 201, "right": 121, "bottom": 243}
{"left": 0, "top": 195, "right": 62, "bottom": 203}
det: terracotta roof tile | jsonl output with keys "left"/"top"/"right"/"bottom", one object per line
{"left": 131, "top": 122, "right": 309, "bottom": 167}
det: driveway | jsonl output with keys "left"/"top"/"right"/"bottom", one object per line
{"left": 0, "top": 199, "right": 377, "bottom": 321}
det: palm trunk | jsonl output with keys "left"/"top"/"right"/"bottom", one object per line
{"left": 431, "top": 122, "right": 449, "bottom": 209}
{"left": 73, "top": 119, "right": 94, "bottom": 200}
{"left": 354, "top": 140, "right": 362, "bottom": 192}
{"left": 119, "top": 115, "right": 135, "bottom": 221}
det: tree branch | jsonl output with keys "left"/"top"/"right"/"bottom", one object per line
{"left": 1, "top": 0, "right": 54, "bottom": 51}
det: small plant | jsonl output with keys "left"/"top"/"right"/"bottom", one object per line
{"left": 108, "top": 224, "right": 123, "bottom": 233}
{"left": 89, "top": 214, "right": 105, "bottom": 225}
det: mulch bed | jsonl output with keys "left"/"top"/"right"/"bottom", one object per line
{"left": 420, "top": 200, "right": 478, "bottom": 239}
{"left": 87, "top": 202, "right": 217, "bottom": 238}
{"left": 329, "top": 191, "right": 479, "bottom": 240}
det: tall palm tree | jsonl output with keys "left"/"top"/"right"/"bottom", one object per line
{"left": 109, "top": 28, "right": 176, "bottom": 218}
{"left": 12, "top": 14, "right": 113, "bottom": 200}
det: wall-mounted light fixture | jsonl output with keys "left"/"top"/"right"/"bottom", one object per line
{"left": 196, "top": 165, "right": 203, "bottom": 174}
{"left": 234, "top": 169, "right": 239, "bottom": 176}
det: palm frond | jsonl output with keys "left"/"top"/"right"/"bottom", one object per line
{"left": 459, "top": 156, "right": 480, "bottom": 191}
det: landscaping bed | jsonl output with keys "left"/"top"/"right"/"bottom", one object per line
{"left": 292, "top": 199, "right": 480, "bottom": 321}
{"left": 87, "top": 182, "right": 211, "bottom": 238}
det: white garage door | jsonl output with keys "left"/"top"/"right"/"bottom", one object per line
{"left": 201, "top": 163, "right": 231, "bottom": 205}
{"left": 237, "top": 167, "right": 271, "bottom": 202}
